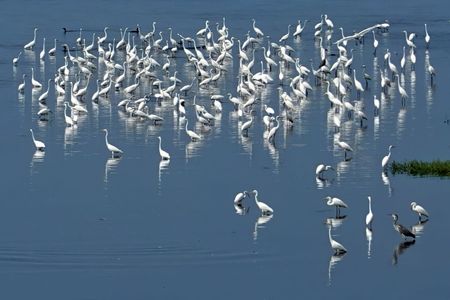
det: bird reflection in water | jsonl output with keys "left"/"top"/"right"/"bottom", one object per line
{"left": 328, "top": 251, "right": 347, "bottom": 287}
{"left": 104, "top": 156, "right": 121, "bottom": 184}
{"left": 316, "top": 176, "right": 332, "bottom": 189}
{"left": 234, "top": 203, "right": 250, "bottom": 216}
{"left": 381, "top": 172, "right": 393, "bottom": 197}
{"left": 158, "top": 159, "right": 170, "bottom": 189}
{"left": 411, "top": 219, "right": 428, "bottom": 237}
{"left": 325, "top": 215, "right": 347, "bottom": 229}
{"left": 185, "top": 140, "right": 202, "bottom": 161}
{"left": 253, "top": 214, "right": 273, "bottom": 241}
{"left": 264, "top": 139, "right": 279, "bottom": 174}
{"left": 366, "top": 228, "right": 373, "bottom": 259}
{"left": 64, "top": 125, "right": 78, "bottom": 155}
{"left": 392, "top": 239, "right": 416, "bottom": 266}
{"left": 240, "top": 134, "right": 253, "bottom": 159}
{"left": 30, "top": 150, "right": 45, "bottom": 175}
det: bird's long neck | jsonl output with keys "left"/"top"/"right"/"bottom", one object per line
{"left": 30, "top": 130, "right": 35, "bottom": 142}
{"left": 368, "top": 199, "right": 372, "bottom": 213}
{"left": 328, "top": 227, "right": 332, "bottom": 243}
{"left": 254, "top": 192, "right": 258, "bottom": 204}
{"left": 104, "top": 131, "right": 109, "bottom": 145}
{"left": 158, "top": 138, "right": 162, "bottom": 151}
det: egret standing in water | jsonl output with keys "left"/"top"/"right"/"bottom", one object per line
{"left": 382, "top": 145, "right": 394, "bottom": 171}
{"left": 336, "top": 140, "right": 353, "bottom": 160}
{"left": 328, "top": 226, "right": 347, "bottom": 254}
{"left": 366, "top": 196, "right": 374, "bottom": 229}
{"left": 252, "top": 190, "right": 274, "bottom": 215}
{"left": 157, "top": 136, "right": 170, "bottom": 160}
{"left": 30, "top": 129, "right": 45, "bottom": 151}
{"left": 390, "top": 213, "right": 415, "bottom": 240}
{"left": 410, "top": 202, "right": 429, "bottom": 221}
{"left": 234, "top": 190, "right": 249, "bottom": 205}
{"left": 316, "top": 164, "right": 333, "bottom": 180}
{"left": 424, "top": 24, "right": 430, "bottom": 48}
{"left": 325, "top": 196, "right": 348, "bottom": 216}
{"left": 102, "top": 129, "right": 123, "bottom": 157}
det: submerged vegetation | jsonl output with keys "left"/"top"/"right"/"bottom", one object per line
{"left": 391, "top": 160, "right": 450, "bottom": 177}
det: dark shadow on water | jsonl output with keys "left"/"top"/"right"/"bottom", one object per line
{"left": 392, "top": 240, "right": 416, "bottom": 266}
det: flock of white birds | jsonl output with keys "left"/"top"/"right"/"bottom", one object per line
{"left": 16, "top": 15, "right": 434, "bottom": 254}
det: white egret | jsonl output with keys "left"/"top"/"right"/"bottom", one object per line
{"left": 157, "top": 136, "right": 170, "bottom": 160}
{"left": 395, "top": 75, "right": 407, "bottom": 104}
{"left": 279, "top": 24, "right": 291, "bottom": 43}
{"left": 353, "top": 69, "right": 364, "bottom": 98}
{"left": 48, "top": 38, "right": 57, "bottom": 56}
{"left": 372, "top": 31, "right": 378, "bottom": 55}
{"left": 234, "top": 191, "right": 249, "bottom": 205}
{"left": 403, "top": 30, "right": 416, "bottom": 49}
{"left": 336, "top": 140, "right": 353, "bottom": 159}
{"left": 410, "top": 49, "right": 416, "bottom": 70}
{"left": 264, "top": 104, "right": 275, "bottom": 116}
{"left": 31, "top": 67, "right": 42, "bottom": 89}
{"left": 185, "top": 120, "right": 201, "bottom": 141}
{"left": 410, "top": 202, "right": 429, "bottom": 220}
{"left": 382, "top": 145, "right": 394, "bottom": 171}
{"left": 400, "top": 46, "right": 406, "bottom": 71}
{"left": 30, "top": 129, "right": 45, "bottom": 151}
{"left": 267, "top": 116, "right": 281, "bottom": 143}
{"left": 316, "top": 164, "right": 333, "bottom": 179}
{"left": 102, "top": 129, "right": 123, "bottom": 157}
{"left": 240, "top": 113, "right": 254, "bottom": 136}
{"left": 63, "top": 102, "right": 74, "bottom": 127}
{"left": 38, "top": 79, "right": 52, "bottom": 103}
{"left": 366, "top": 196, "right": 373, "bottom": 229}
{"left": 18, "top": 74, "right": 26, "bottom": 93}
{"left": 24, "top": 28, "right": 38, "bottom": 50}
{"left": 325, "top": 196, "right": 348, "bottom": 216}
{"left": 373, "top": 95, "right": 380, "bottom": 115}
{"left": 252, "top": 19, "right": 264, "bottom": 37}
{"left": 328, "top": 226, "right": 347, "bottom": 254}
{"left": 424, "top": 24, "right": 430, "bottom": 48}
{"left": 13, "top": 52, "right": 22, "bottom": 65}
{"left": 390, "top": 214, "right": 415, "bottom": 240}
{"left": 252, "top": 190, "right": 274, "bottom": 215}
{"left": 39, "top": 38, "right": 46, "bottom": 60}
{"left": 428, "top": 63, "right": 436, "bottom": 85}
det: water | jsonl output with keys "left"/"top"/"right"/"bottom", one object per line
{"left": 1, "top": 0, "right": 450, "bottom": 298}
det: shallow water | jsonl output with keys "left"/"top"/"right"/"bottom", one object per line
{"left": 1, "top": 0, "right": 450, "bottom": 298}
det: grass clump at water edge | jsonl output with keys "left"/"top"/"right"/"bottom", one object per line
{"left": 391, "top": 160, "right": 450, "bottom": 177}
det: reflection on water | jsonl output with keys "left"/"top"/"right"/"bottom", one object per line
{"left": 158, "top": 159, "right": 170, "bottom": 190}
{"left": 234, "top": 203, "right": 247, "bottom": 216}
{"left": 264, "top": 139, "right": 279, "bottom": 173}
{"left": 396, "top": 107, "right": 406, "bottom": 138}
{"left": 409, "top": 70, "right": 416, "bottom": 109}
{"left": 392, "top": 239, "right": 415, "bottom": 266}
{"left": 253, "top": 214, "right": 273, "bottom": 241}
{"left": 30, "top": 150, "right": 45, "bottom": 175}
{"left": 373, "top": 115, "right": 380, "bottom": 140}
{"left": 325, "top": 215, "right": 346, "bottom": 229}
{"left": 185, "top": 140, "right": 203, "bottom": 162}
{"left": 381, "top": 172, "right": 393, "bottom": 197}
{"left": 328, "top": 251, "right": 346, "bottom": 287}
{"left": 316, "top": 177, "right": 332, "bottom": 189}
{"left": 411, "top": 219, "right": 428, "bottom": 237}
{"left": 366, "top": 228, "right": 373, "bottom": 259}
{"left": 104, "top": 157, "right": 122, "bottom": 184}
{"left": 64, "top": 125, "right": 78, "bottom": 156}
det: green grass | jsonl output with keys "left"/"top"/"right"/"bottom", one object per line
{"left": 391, "top": 160, "right": 450, "bottom": 177}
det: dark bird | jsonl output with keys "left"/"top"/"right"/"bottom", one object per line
{"left": 390, "top": 213, "right": 415, "bottom": 240}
